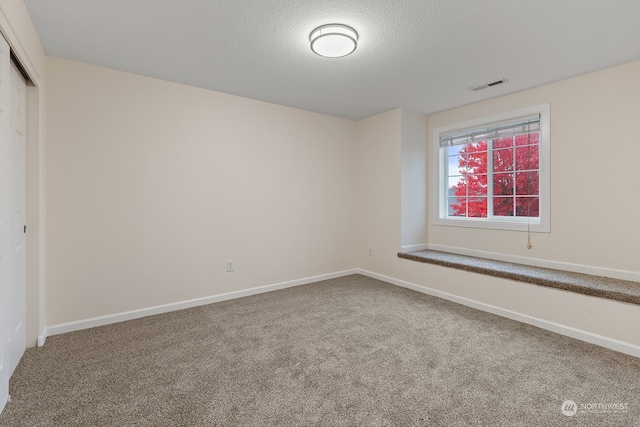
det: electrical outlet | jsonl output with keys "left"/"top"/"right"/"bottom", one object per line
{"left": 368, "top": 247, "right": 373, "bottom": 256}
{"left": 226, "top": 260, "right": 235, "bottom": 272}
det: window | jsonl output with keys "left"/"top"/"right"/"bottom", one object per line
{"left": 434, "top": 104, "right": 550, "bottom": 232}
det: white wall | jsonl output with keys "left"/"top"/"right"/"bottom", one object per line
{"left": 355, "top": 109, "right": 401, "bottom": 268}
{"left": 355, "top": 60, "right": 640, "bottom": 349}
{"left": 400, "top": 109, "right": 428, "bottom": 250}
{"left": 45, "top": 57, "right": 356, "bottom": 326}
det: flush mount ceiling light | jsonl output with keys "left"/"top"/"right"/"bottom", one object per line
{"left": 310, "top": 24, "right": 358, "bottom": 58}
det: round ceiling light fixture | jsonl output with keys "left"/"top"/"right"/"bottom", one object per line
{"left": 310, "top": 24, "right": 358, "bottom": 58}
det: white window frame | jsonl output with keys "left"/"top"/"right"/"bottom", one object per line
{"left": 433, "top": 104, "right": 550, "bottom": 232}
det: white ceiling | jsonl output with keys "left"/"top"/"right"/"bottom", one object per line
{"left": 23, "top": 0, "right": 640, "bottom": 120}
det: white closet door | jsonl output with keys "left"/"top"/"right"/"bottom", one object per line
{"left": 0, "top": 33, "right": 27, "bottom": 415}
{"left": 0, "top": 31, "right": 12, "bottom": 413}
{"left": 8, "top": 60, "right": 27, "bottom": 377}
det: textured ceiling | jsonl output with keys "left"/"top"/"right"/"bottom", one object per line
{"left": 23, "top": 0, "right": 640, "bottom": 120}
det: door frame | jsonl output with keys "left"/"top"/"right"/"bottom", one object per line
{"left": 0, "top": 12, "right": 47, "bottom": 349}
{"left": 0, "top": 3, "right": 46, "bottom": 415}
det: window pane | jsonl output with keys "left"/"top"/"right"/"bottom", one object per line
{"left": 515, "top": 145, "right": 539, "bottom": 170}
{"left": 493, "top": 172, "right": 514, "bottom": 195}
{"left": 448, "top": 197, "right": 466, "bottom": 216}
{"left": 516, "top": 196, "right": 539, "bottom": 217}
{"left": 492, "top": 136, "right": 514, "bottom": 150}
{"left": 515, "top": 132, "right": 539, "bottom": 146}
{"left": 515, "top": 171, "right": 539, "bottom": 195}
{"left": 493, "top": 196, "right": 514, "bottom": 216}
{"left": 468, "top": 198, "right": 487, "bottom": 217}
{"left": 465, "top": 150, "right": 487, "bottom": 174}
{"left": 447, "top": 144, "right": 464, "bottom": 174}
{"left": 448, "top": 175, "right": 465, "bottom": 195}
{"left": 447, "top": 144, "right": 463, "bottom": 157}
{"left": 470, "top": 141, "right": 489, "bottom": 151}
{"left": 466, "top": 174, "right": 488, "bottom": 197}
{"left": 493, "top": 148, "right": 514, "bottom": 172}
{"left": 448, "top": 155, "right": 462, "bottom": 175}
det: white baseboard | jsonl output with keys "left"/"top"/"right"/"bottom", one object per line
{"left": 44, "top": 269, "right": 359, "bottom": 339}
{"left": 357, "top": 269, "right": 640, "bottom": 359}
{"left": 426, "top": 243, "right": 640, "bottom": 283}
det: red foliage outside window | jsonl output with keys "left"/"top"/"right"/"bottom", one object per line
{"left": 450, "top": 133, "right": 539, "bottom": 218}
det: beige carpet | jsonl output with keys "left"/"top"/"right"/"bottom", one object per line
{"left": 1, "top": 274, "right": 638, "bottom": 426}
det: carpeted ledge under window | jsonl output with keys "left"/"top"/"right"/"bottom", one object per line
{"left": 398, "top": 250, "right": 640, "bottom": 306}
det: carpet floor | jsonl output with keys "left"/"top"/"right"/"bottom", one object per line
{"left": 1, "top": 274, "right": 638, "bottom": 426}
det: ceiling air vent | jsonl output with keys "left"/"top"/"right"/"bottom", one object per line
{"left": 469, "top": 79, "right": 508, "bottom": 92}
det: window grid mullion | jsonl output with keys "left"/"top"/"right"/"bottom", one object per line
{"left": 487, "top": 140, "right": 494, "bottom": 218}
{"left": 465, "top": 148, "right": 470, "bottom": 217}
{"left": 444, "top": 147, "right": 449, "bottom": 217}
{"left": 511, "top": 138, "right": 517, "bottom": 216}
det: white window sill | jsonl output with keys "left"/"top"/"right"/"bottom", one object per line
{"left": 434, "top": 217, "right": 550, "bottom": 233}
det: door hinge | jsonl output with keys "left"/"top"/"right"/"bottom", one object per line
{"left": 24, "top": 225, "right": 26, "bottom": 233}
